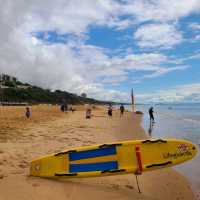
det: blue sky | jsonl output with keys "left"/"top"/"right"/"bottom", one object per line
{"left": 0, "top": 0, "right": 200, "bottom": 103}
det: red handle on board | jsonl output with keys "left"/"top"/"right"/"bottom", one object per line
{"left": 135, "top": 146, "right": 143, "bottom": 175}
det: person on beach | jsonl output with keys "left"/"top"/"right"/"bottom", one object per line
{"left": 60, "top": 104, "right": 65, "bottom": 112}
{"left": 149, "top": 107, "right": 155, "bottom": 123}
{"left": 108, "top": 104, "right": 113, "bottom": 117}
{"left": 120, "top": 104, "right": 125, "bottom": 117}
{"left": 70, "top": 106, "right": 75, "bottom": 113}
{"left": 85, "top": 104, "right": 92, "bottom": 119}
{"left": 25, "top": 107, "right": 31, "bottom": 119}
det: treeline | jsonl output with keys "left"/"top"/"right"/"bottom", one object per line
{"left": 0, "top": 86, "right": 111, "bottom": 105}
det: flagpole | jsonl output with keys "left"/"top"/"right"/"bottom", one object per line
{"left": 131, "top": 89, "right": 135, "bottom": 112}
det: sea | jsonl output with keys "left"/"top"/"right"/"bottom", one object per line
{"left": 125, "top": 103, "right": 200, "bottom": 199}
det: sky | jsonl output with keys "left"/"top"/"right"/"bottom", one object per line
{"left": 0, "top": 0, "right": 200, "bottom": 103}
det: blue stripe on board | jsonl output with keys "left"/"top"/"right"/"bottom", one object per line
{"left": 69, "top": 146, "right": 116, "bottom": 161}
{"left": 69, "top": 161, "right": 118, "bottom": 173}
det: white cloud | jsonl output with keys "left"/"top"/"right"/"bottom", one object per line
{"left": 122, "top": 0, "right": 200, "bottom": 23}
{"left": 189, "top": 23, "right": 200, "bottom": 41}
{"left": 137, "top": 83, "right": 200, "bottom": 103}
{"left": 189, "top": 23, "right": 200, "bottom": 30}
{"left": 143, "top": 66, "right": 189, "bottom": 78}
{"left": 195, "top": 35, "right": 200, "bottom": 40}
{"left": 134, "top": 23, "right": 183, "bottom": 49}
{"left": 73, "top": 83, "right": 130, "bottom": 102}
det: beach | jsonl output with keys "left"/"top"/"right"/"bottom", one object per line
{"left": 0, "top": 105, "right": 195, "bottom": 200}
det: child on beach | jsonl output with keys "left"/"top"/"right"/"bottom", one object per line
{"left": 25, "top": 107, "right": 31, "bottom": 119}
{"left": 120, "top": 104, "right": 125, "bottom": 117}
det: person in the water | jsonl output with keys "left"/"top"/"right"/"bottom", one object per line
{"left": 149, "top": 107, "right": 155, "bottom": 123}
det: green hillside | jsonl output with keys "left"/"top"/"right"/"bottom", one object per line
{"left": 0, "top": 74, "right": 111, "bottom": 105}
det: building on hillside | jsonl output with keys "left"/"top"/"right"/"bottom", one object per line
{"left": 17, "top": 85, "right": 30, "bottom": 89}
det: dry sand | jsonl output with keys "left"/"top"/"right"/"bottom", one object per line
{"left": 0, "top": 105, "right": 195, "bottom": 200}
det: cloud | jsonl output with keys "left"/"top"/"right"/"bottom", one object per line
{"left": 176, "top": 51, "right": 200, "bottom": 62}
{"left": 143, "top": 66, "right": 189, "bottom": 79}
{"left": 189, "top": 23, "right": 200, "bottom": 31}
{"left": 194, "top": 35, "right": 200, "bottom": 40}
{"left": 73, "top": 82, "right": 130, "bottom": 102}
{"left": 134, "top": 23, "right": 183, "bottom": 49}
{"left": 122, "top": 0, "right": 200, "bottom": 23}
{"left": 189, "top": 23, "right": 200, "bottom": 41}
{"left": 129, "top": 65, "right": 189, "bottom": 84}
{"left": 137, "top": 83, "right": 200, "bottom": 103}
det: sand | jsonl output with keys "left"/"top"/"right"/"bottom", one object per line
{"left": 0, "top": 105, "right": 195, "bottom": 200}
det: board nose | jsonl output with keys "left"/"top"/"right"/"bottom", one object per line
{"left": 30, "top": 161, "right": 40, "bottom": 176}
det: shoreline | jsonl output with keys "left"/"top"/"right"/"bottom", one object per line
{"left": 137, "top": 104, "right": 200, "bottom": 199}
{"left": 0, "top": 105, "right": 195, "bottom": 200}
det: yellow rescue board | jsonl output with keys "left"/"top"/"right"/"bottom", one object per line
{"left": 30, "top": 139, "right": 197, "bottom": 178}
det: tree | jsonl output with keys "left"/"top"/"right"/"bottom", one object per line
{"left": 4, "top": 81, "right": 15, "bottom": 87}
{"left": 81, "top": 93, "right": 87, "bottom": 98}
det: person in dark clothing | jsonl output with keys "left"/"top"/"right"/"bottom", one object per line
{"left": 60, "top": 104, "right": 65, "bottom": 112}
{"left": 120, "top": 104, "right": 125, "bottom": 117}
{"left": 85, "top": 104, "right": 92, "bottom": 119}
{"left": 108, "top": 104, "right": 112, "bottom": 117}
{"left": 149, "top": 107, "right": 155, "bottom": 123}
{"left": 25, "top": 107, "right": 31, "bottom": 118}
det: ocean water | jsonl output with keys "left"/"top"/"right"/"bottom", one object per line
{"left": 131, "top": 103, "right": 200, "bottom": 198}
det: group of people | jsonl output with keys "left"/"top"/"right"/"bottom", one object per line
{"left": 25, "top": 103, "right": 155, "bottom": 124}
{"left": 107, "top": 105, "right": 155, "bottom": 123}
{"left": 60, "top": 103, "right": 75, "bottom": 113}
{"left": 24, "top": 103, "right": 76, "bottom": 119}
{"left": 107, "top": 104, "right": 125, "bottom": 117}
{"left": 85, "top": 104, "right": 125, "bottom": 119}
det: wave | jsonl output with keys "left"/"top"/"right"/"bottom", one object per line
{"left": 157, "top": 111, "right": 200, "bottom": 126}
{"left": 182, "top": 118, "right": 200, "bottom": 126}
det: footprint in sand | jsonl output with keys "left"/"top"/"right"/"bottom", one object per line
{"left": 32, "top": 183, "right": 40, "bottom": 187}
{"left": 111, "top": 184, "right": 120, "bottom": 190}
{"left": 11, "top": 170, "right": 24, "bottom": 175}
{"left": 18, "top": 160, "right": 29, "bottom": 169}
{"left": 0, "top": 174, "right": 4, "bottom": 179}
{"left": 125, "top": 184, "right": 134, "bottom": 190}
{"left": 73, "top": 138, "right": 81, "bottom": 142}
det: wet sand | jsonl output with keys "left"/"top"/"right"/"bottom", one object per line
{"left": 0, "top": 105, "right": 195, "bottom": 200}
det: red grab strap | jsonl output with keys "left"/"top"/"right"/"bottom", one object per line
{"left": 135, "top": 146, "right": 143, "bottom": 174}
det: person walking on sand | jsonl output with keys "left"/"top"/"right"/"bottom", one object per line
{"left": 60, "top": 104, "right": 65, "bottom": 112}
{"left": 149, "top": 107, "right": 155, "bottom": 123}
{"left": 108, "top": 104, "right": 113, "bottom": 117}
{"left": 85, "top": 104, "right": 92, "bottom": 119}
{"left": 25, "top": 107, "right": 31, "bottom": 119}
{"left": 120, "top": 104, "right": 125, "bottom": 117}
